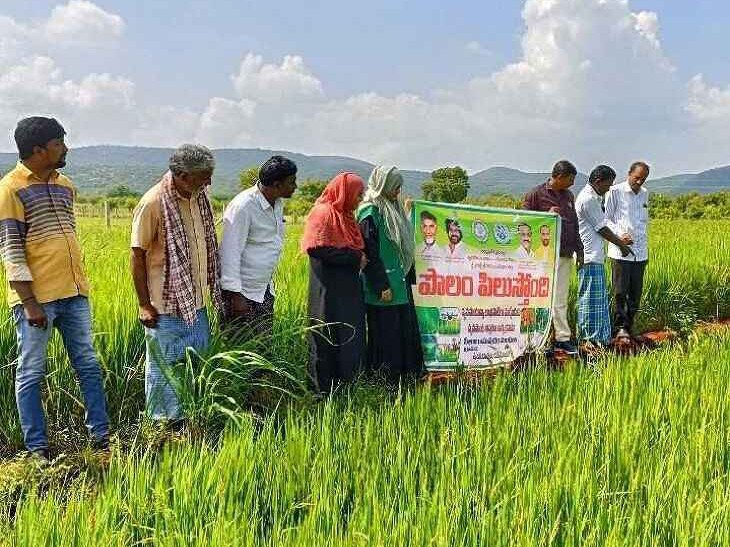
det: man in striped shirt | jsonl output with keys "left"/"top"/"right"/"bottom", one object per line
{"left": 605, "top": 162, "right": 651, "bottom": 342}
{"left": 0, "top": 117, "right": 109, "bottom": 462}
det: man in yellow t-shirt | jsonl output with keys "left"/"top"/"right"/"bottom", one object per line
{"left": 0, "top": 117, "right": 109, "bottom": 462}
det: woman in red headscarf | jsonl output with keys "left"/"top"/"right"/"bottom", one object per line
{"left": 301, "top": 172, "right": 367, "bottom": 393}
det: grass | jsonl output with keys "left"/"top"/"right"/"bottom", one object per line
{"left": 3, "top": 331, "right": 730, "bottom": 545}
{"left": 0, "top": 218, "right": 728, "bottom": 545}
{"left": 0, "top": 218, "right": 313, "bottom": 453}
{"left": 566, "top": 220, "right": 729, "bottom": 333}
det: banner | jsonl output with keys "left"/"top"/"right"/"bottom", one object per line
{"left": 411, "top": 200, "right": 560, "bottom": 371}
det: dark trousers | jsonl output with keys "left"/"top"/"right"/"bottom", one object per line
{"left": 222, "top": 289, "right": 275, "bottom": 343}
{"left": 611, "top": 259, "right": 647, "bottom": 334}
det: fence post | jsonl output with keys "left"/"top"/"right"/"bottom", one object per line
{"left": 104, "top": 200, "right": 111, "bottom": 228}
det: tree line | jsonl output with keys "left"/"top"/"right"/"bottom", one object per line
{"left": 79, "top": 167, "right": 730, "bottom": 220}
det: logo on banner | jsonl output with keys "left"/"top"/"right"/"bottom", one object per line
{"left": 472, "top": 220, "right": 489, "bottom": 242}
{"left": 493, "top": 224, "right": 511, "bottom": 244}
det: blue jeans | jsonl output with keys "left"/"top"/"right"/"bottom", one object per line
{"left": 144, "top": 308, "right": 210, "bottom": 420}
{"left": 13, "top": 296, "right": 109, "bottom": 452}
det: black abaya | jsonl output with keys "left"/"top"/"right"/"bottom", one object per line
{"left": 360, "top": 217, "right": 424, "bottom": 377}
{"left": 306, "top": 246, "right": 365, "bottom": 393}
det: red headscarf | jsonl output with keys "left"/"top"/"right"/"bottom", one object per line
{"left": 301, "top": 172, "right": 365, "bottom": 252}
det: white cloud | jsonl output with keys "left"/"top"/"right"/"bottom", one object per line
{"left": 1, "top": 0, "right": 729, "bottom": 177}
{"left": 0, "top": 15, "right": 27, "bottom": 64}
{"left": 491, "top": 0, "right": 674, "bottom": 119}
{"left": 196, "top": 97, "right": 257, "bottom": 147}
{"left": 0, "top": 57, "right": 62, "bottom": 101}
{"left": 231, "top": 53, "right": 323, "bottom": 104}
{"left": 632, "top": 11, "right": 660, "bottom": 49}
{"left": 131, "top": 105, "right": 200, "bottom": 148}
{"left": 0, "top": 56, "right": 137, "bottom": 144}
{"left": 51, "top": 73, "right": 135, "bottom": 109}
{"left": 186, "top": 0, "right": 689, "bottom": 172}
{"left": 44, "top": 0, "right": 124, "bottom": 45}
{"left": 308, "top": 93, "right": 474, "bottom": 164}
{"left": 0, "top": 2, "right": 135, "bottom": 148}
{"left": 686, "top": 75, "right": 730, "bottom": 123}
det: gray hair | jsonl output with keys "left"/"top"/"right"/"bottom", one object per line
{"left": 169, "top": 144, "right": 215, "bottom": 176}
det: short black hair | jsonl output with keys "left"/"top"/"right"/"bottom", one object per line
{"left": 420, "top": 211, "right": 436, "bottom": 223}
{"left": 551, "top": 160, "right": 577, "bottom": 178}
{"left": 589, "top": 165, "right": 617, "bottom": 185}
{"left": 539, "top": 224, "right": 550, "bottom": 232}
{"left": 445, "top": 218, "right": 461, "bottom": 232}
{"left": 629, "top": 161, "right": 650, "bottom": 175}
{"left": 14, "top": 117, "right": 66, "bottom": 160}
{"left": 259, "top": 155, "right": 297, "bottom": 187}
{"left": 517, "top": 223, "right": 532, "bottom": 232}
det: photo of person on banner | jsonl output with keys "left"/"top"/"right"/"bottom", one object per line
{"left": 535, "top": 224, "right": 553, "bottom": 263}
{"left": 513, "top": 223, "right": 535, "bottom": 259}
{"left": 418, "top": 210, "right": 444, "bottom": 261}
{"left": 444, "top": 218, "right": 467, "bottom": 259}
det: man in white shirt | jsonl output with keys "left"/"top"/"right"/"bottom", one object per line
{"left": 444, "top": 218, "right": 467, "bottom": 259}
{"left": 441, "top": 218, "right": 467, "bottom": 277}
{"left": 604, "top": 162, "right": 650, "bottom": 342}
{"left": 513, "top": 223, "right": 535, "bottom": 259}
{"left": 575, "top": 165, "right": 633, "bottom": 348}
{"left": 419, "top": 210, "right": 444, "bottom": 261}
{"left": 219, "top": 155, "right": 297, "bottom": 339}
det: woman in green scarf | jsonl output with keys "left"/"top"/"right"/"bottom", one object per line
{"left": 358, "top": 166, "right": 423, "bottom": 378}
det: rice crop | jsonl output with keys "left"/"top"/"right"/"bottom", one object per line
{"left": 3, "top": 330, "right": 730, "bottom": 545}
{"left": 0, "top": 218, "right": 728, "bottom": 545}
{"left": 0, "top": 219, "right": 727, "bottom": 449}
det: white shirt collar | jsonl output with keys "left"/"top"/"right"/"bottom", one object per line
{"left": 620, "top": 180, "right": 646, "bottom": 194}
{"left": 255, "top": 185, "right": 277, "bottom": 211}
{"left": 584, "top": 183, "right": 601, "bottom": 199}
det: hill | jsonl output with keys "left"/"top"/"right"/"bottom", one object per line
{"left": 1, "top": 146, "right": 728, "bottom": 197}
{"left": 650, "top": 166, "right": 730, "bottom": 194}
{"left": 0, "top": 146, "right": 419, "bottom": 197}
{"left": 469, "top": 166, "right": 589, "bottom": 195}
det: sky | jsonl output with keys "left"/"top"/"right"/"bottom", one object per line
{"left": 1, "top": 0, "right": 729, "bottom": 177}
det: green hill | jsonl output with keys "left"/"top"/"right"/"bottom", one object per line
{"left": 1, "top": 146, "right": 727, "bottom": 197}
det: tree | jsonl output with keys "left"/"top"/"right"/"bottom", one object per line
{"left": 285, "top": 179, "right": 328, "bottom": 219}
{"left": 421, "top": 167, "right": 470, "bottom": 203}
{"left": 466, "top": 193, "right": 522, "bottom": 210}
{"left": 296, "top": 179, "right": 327, "bottom": 203}
{"left": 106, "top": 184, "right": 140, "bottom": 199}
{"left": 239, "top": 166, "right": 259, "bottom": 190}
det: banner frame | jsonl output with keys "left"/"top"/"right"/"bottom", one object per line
{"left": 410, "top": 199, "right": 562, "bottom": 372}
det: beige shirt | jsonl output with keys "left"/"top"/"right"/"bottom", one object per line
{"left": 131, "top": 181, "right": 208, "bottom": 314}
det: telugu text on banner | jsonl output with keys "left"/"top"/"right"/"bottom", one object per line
{"left": 411, "top": 200, "right": 561, "bottom": 371}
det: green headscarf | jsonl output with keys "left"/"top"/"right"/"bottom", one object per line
{"left": 361, "top": 165, "right": 415, "bottom": 272}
